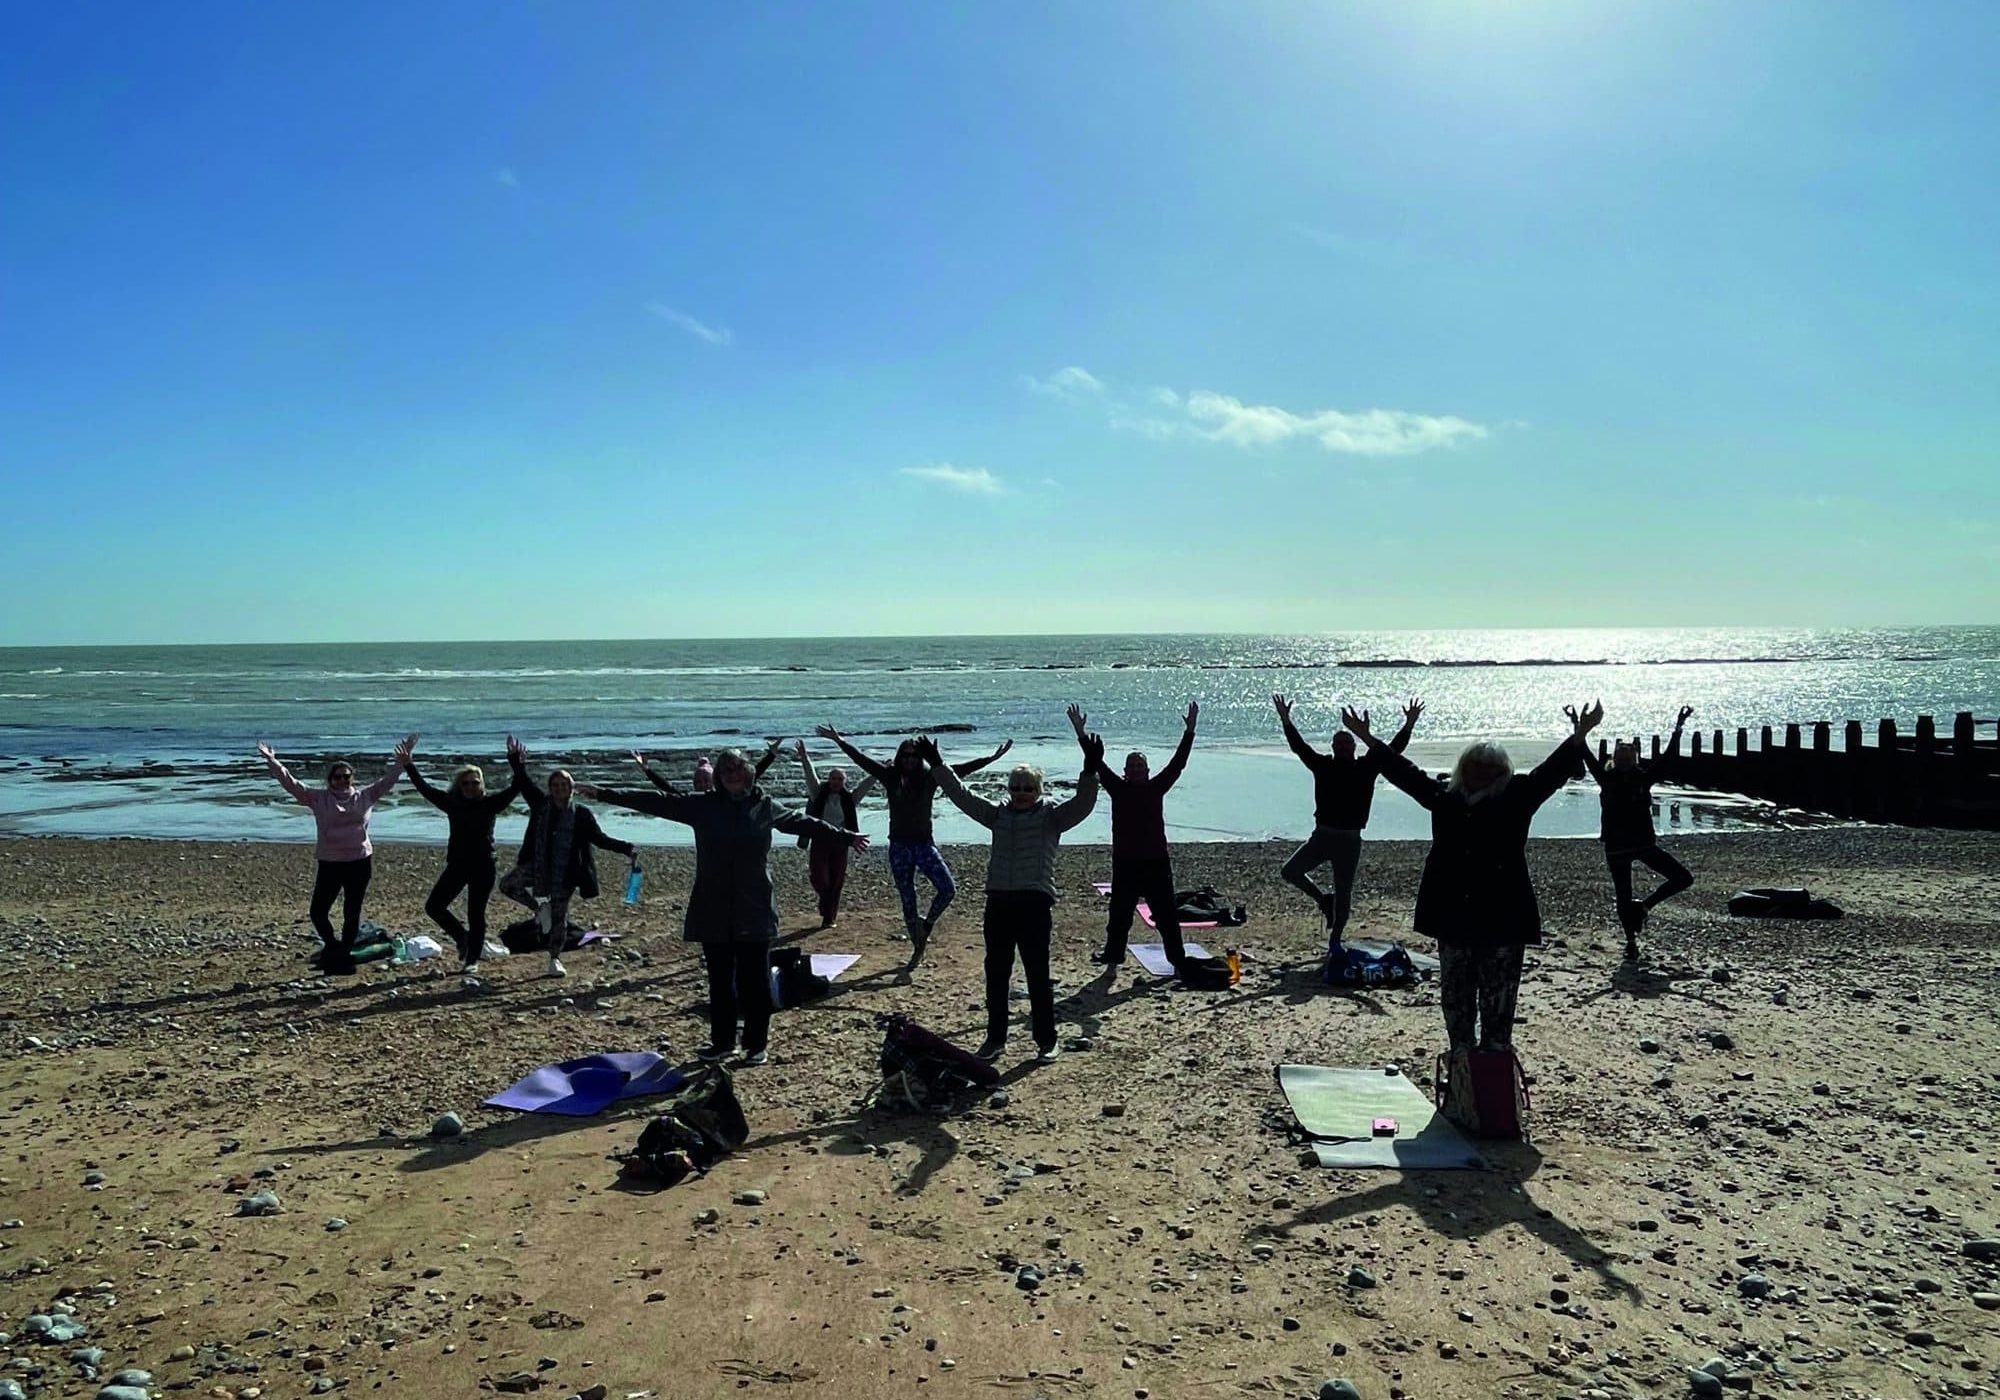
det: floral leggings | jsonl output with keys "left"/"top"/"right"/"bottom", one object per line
{"left": 887, "top": 839, "right": 956, "bottom": 935}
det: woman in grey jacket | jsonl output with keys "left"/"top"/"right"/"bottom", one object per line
{"left": 581, "top": 747, "right": 866, "bottom": 1066}
{"left": 923, "top": 719, "right": 1102, "bottom": 1064}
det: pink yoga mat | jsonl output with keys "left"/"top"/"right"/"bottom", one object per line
{"left": 1090, "top": 882, "right": 1218, "bottom": 930}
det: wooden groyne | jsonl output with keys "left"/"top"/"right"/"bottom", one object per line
{"left": 1614, "top": 711, "right": 2000, "bottom": 830}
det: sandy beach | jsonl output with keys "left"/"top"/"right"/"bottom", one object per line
{"left": 3, "top": 828, "right": 1998, "bottom": 1400}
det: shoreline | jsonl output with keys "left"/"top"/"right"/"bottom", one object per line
{"left": 4, "top": 828, "right": 1996, "bottom": 1399}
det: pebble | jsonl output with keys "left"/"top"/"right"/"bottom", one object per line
{"left": 1971, "top": 1292, "right": 2000, "bottom": 1311}
{"left": 1706, "top": 1030, "right": 1734, "bottom": 1051}
{"left": 235, "top": 1191, "right": 281, "bottom": 1217}
{"left": 430, "top": 1111, "right": 464, "bottom": 1139}
{"left": 109, "top": 1371, "right": 154, "bottom": 1388}
{"left": 324, "top": 1218, "right": 348, "bottom": 1232}
{"left": 693, "top": 1208, "right": 720, "bottom": 1226}
{"left": 1686, "top": 1369, "right": 1723, "bottom": 1397}
{"left": 1282, "top": 1316, "right": 1301, "bottom": 1331}
{"left": 1016, "top": 1265, "right": 1044, "bottom": 1290}
{"left": 25, "top": 1313, "right": 89, "bottom": 1343}
{"left": 1319, "top": 1381, "right": 1362, "bottom": 1400}
{"left": 0, "top": 1381, "right": 23, "bottom": 1400}
{"left": 733, "top": 1189, "right": 766, "bottom": 1206}
{"left": 1638, "top": 1038, "right": 1661, "bottom": 1053}
{"left": 1101, "top": 1103, "right": 1127, "bottom": 1118}
{"left": 1345, "top": 1266, "right": 1376, "bottom": 1289}
{"left": 1738, "top": 1273, "right": 1772, "bottom": 1298}
{"left": 167, "top": 1344, "right": 195, "bottom": 1361}
{"left": 1963, "top": 1238, "right": 2000, "bottom": 1261}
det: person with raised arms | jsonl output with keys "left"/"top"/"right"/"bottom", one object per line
{"left": 814, "top": 724, "right": 1013, "bottom": 954}
{"left": 632, "top": 737, "right": 784, "bottom": 795}
{"left": 501, "top": 736, "right": 638, "bottom": 980}
{"left": 1073, "top": 700, "right": 1199, "bottom": 972}
{"left": 791, "top": 739, "right": 878, "bottom": 929}
{"left": 256, "top": 733, "right": 414, "bottom": 976}
{"left": 404, "top": 747, "right": 520, "bottom": 981}
{"left": 1273, "top": 694, "right": 1423, "bottom": 970}
{"left": 1342, "top": 701, "right": 1598, "bottom": 1062}
{"left": 580, "top": 747, "right": 868, "bottom": 1066}
{"left": 1581, "top": 705, "right": 1697, "bottom": 961}
{"left": 924, "top": 722, "right": 1101, "bottom": 1064}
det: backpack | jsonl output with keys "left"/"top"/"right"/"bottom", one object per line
{"left": 1727, "top": 887, "right": 1843, "bottom": 920}
{"left": 876, "top": 1014, "right": 1000, "bottom": 1112}
{"left": 1435, "top": 1047, "right": 1530, "bottom": 1140}
{"left": 1174, "top": 886, "right": 1249, "bottom": 927}
{"left": 1322, "top": 943, "right": 1418, "bottom": 988}
{"left": 617, "top": 1063, "right": 749, "bottom": 1186}
{"left": 769, "top": 947, "right": 833, "bottom": 1008}
{"left": 1177, "top": 952, "right": 1239, "bottom": 990}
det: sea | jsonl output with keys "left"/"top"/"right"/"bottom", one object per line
{"left": 3, "top": 627, "right": 1995, "bottom": 848}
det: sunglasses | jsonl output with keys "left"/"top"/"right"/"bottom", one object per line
{"left": 1009, "top": 783, "right": 1041, "bottom": 794}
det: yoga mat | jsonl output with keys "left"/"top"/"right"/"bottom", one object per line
{"left": 1131, "top": 942, "right": 1211, "bottom": 977}
{"left": 1347, "top": 939, "right": 1440, "bottom": 973}
{"left": 1276, "top": 1063, "right": 1483, "bottom": 1170}
{"left": 1090, "top": 883, "right": 1221, "bottom": 931}
{"left": 485, "top": 1051, "right": 684, "bottom": 1117}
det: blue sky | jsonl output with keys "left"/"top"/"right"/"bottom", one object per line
{"left": 3, "top": 0, "right": 1996, "bottom": 644}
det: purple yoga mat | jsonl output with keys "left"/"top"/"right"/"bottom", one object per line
{"left": 484, "top": 1051, "right": 684, "bottom": 1117}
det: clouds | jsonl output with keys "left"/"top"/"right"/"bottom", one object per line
{"left": 495, "top": 167, "right": 520, "bottom": 189}
{"left": 1024, "top": 366, "right": 1488, "bottom": 457}
{"left": 645, "top": 302, "right": 734, "bottom": 347}
{"left": 1020, "top": 365, "right": 1104, "bottom": 401}
{"left": 899, "top": 463, "right": 1006, "bottom": 495}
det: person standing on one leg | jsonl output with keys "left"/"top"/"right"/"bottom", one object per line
{"left": 1274, "top": 694, "right": 1422, "bottom": 968}
{"left": 1582, "top": 705, "right": 1697, "bottom": 961}
{"left": 1072, "top": 700, "right": 1198, "bottom": 973}
{"left": 257, "top": 734, "right": 414, "bottom": 976}
{"left": 582, "top": 747, "right": 866, "bottom": 1065}
{"left": 1347, "top": 702, "right": 1598, "bottom": 1067}
{"left": 501, "top": 737, "right": 637, "bottom": 979}
{"left": 927, "top": 727, "right": 1101, "bottom": 1065}
{"left": 792, "top": 740, "right": 877, "bottom": 929}
{"left": 405, "top": 750, "right": 519, "bottom": 980}
{"left": 815, "top": 725, "right": 1012, "bottom": 954}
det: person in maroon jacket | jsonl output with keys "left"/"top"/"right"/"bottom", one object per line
{"left": 1071, "top": 701, "right": 1199, "bottom": 971}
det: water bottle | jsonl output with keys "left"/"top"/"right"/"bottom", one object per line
{"left": 623, "top": 858, "right": 643, "bottom": 906}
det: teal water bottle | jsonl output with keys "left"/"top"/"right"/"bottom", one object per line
{"left": 623, "top": 857, "right": 643, "bottom": 906}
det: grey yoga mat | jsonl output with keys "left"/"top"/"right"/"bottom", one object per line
{"left": 1276, "top": 1063, "right": 1484, "bottom": 1170}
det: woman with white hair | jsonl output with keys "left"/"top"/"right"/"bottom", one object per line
{"left": 924, "top": 722, "right": 1103, "bottom": 1064}
{"left": 1340, "top": 701, "right": 1601, "bottom": 1056}
{"left": 405, "top": 746, "right": 520, "bottom": 977}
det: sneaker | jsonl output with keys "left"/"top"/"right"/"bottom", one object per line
{"left": 695, "top": 1042, "right": 733, "bottom": 1063}
{"left": 1623, "top": 937, "right": 1641, "bottom": 962}
{"left": 1088, "top": 949, "right": 1121, "bottom": 966}
{"left": 974, "top": 1037, "right": 1006, "bottom": 1063}
{"left": 737, "top": 1049, "right": 768, "bottom": 1067}
{"left": 546, "top": 957, "right": 567, "bottom": 979}
{"left": 461, "top": 972, "right": 484, "bottom": 990}
{"left": 1035, "top": 1042, "right": 1060, "bottom": 1064}
{"left": 462, "top": 960, "right": 482, "bottom": 977}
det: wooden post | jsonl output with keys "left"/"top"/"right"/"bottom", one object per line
{"left": 1844, "top": 719, "right": 1866, "bottom": 819}
{"left": 1954, "top": 711, "right": 1979, "bottom": 806}
{"left": 1759, "top": 725, "right": 1776, "bottom": 801}
{"left": 1913, "top": 715, "right": 1936, "bottom": 825}
{"left": 1811, "top": 721, "right": 1832, "bottom": 813}
{"left": 1878, "top": 718, "right": 1900, "bottom": 822}
{"left": 1782, "top": 722, "right": 1804, "bottom": 808}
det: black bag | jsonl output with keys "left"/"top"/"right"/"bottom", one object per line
{"left": 1175, "top": 885, "right": 1248, "bottom": 927}
{"left": 770, "top": 947, "right": 833, "bottom": 1008}
{"left": 877, "top": 1014, "right": 999, "bottom": 1111}
{"left": 1727, "top": 887, "right": 1842, "bottom": 920}
{"left": 1177, "top": 953, "right": 1238, "bottom": 990}
{"left": 618, "top": 1063, "right": 748, "bottom": 1186}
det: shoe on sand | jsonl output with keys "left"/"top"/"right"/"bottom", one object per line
{"left": 546, "top": 957, "right": 566, "bottom": 979}
{"left": 695, "top": 1043, "right": 733, "bottom": 1063}
{"left": 975, "top": 1038, "right": 1006, "bottom": 1063}
{"left": 737, "top": 1049, "right": 768, "bottom": 1067}
{"left": 1035, "top": 1042, "right": 1060, "bottom": 1064}
{"left": 1088, "top": 949, "right": 1121, "bottom": 966}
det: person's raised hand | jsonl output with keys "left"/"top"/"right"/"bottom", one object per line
{"left": 814, "top": 724, "right": 840, "bottom": 743}
{"left": 1184, "top": 700, "right": 1200, "bottom": 730}
{"left": 1082, "top": 731, "right": 1106, "bottom": 768}
{"left": 793, "top": 739, "right": 808, "bottom": 760}
{"left": 1571, "top": 700, "right": 1605, "bottom": 735}
{"left": 1339, "top": 705, "right": 1373, "bottom": 742}
{"left": 1403, "top": 697, "right": 1425, "bottom": 726}
{"left": 994, "top": 737, "right": 1014, "bottom": 758}
{"left": 631, "top": 750, "right": 651, "bottom": 772}
{"left": 915, "top": 735, "right": 943, "bottom": 766}
{"left": 1676, "top": 704, "right": 1695, "bottom": 728}
{"left": 256, "top": 741, "right": 276, "bottom": 762}
{"left": 1272, "top": 693, "right": 1292, "bottom": 723}
{"left": 506, "top": 734, "right": 525, "bottom": 761}
{"left": 1065, "top": 703, "right": 1087, "bottom": 738}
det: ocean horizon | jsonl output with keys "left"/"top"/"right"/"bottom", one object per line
{"left": 4, "top": 626, "right": 1995, "bottom": 846}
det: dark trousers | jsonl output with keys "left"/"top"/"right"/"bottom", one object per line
{"left": 1438, "top": 942, "right": 1525, "bottom": 1051}
{"left": 808, "top": 840, "right": 850, "bottom": 925}
{"left": 1608, "top": 844, "right": 1694, "bottom": 916}
{"left": 1281, "top": 827, "right": 1363, "bottom": 944}
{"left": 984, "top": 891, "right": 1056, "bottom": 1049}
{"left": 309, "top": 857, "right": 373, "bottom": 960}
{"left": 425, "top": 857, "right": 497, "bottom": 963}
{"left": 1102, "top": 855, "right": 1184, "bottom": 965}
{"left": 703, "top": 942, "right": 773, "bottom": 1054}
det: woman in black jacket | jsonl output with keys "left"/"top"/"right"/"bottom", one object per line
{"left": 405, "top": 749, "right": 519, "bottom": 977}
{"left": 500, "top": 736, "right": 638, "bottom": 980}
{"left": 1341, "top": 701, "right": 1601, "bottom": 1053}
{"left": 581, "top": 747, "right": 867, "bottom": 1066}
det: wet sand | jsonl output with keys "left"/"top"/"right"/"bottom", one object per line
{"left": 2, "top": 829, "right": 1998, "bottom": 1400}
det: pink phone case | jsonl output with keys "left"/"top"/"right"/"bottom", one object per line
{"left": 1372, "top": 1117, "right": 1397, "bottom": 1136}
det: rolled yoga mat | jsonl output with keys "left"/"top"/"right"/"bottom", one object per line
{"left": 1275, "top": 1063, "right": 1483, "bottom": 1169}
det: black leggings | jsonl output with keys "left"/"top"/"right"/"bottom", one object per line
{"left": 1608, "top": 844, "right": 1694, "bottom": 914}
{"left": 425, "top": 857, "right": 497, "bottom": 963}
{"left": 1103, "top": 855, "right": 1184, "bottom": 965}
{"left": 310, "top": 857, "right": 373, "bottom": 951}
{"left": 703, "top": 942, "right": 773, "bottom": 1055}
{"left": 984, "top": 891, "right": 1056, "bottom": 1048}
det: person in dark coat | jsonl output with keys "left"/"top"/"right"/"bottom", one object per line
{"left": 1581, "top": 705, "right": 1696, "bottom": 961}
{"left": 1341, "top": 701, "right": 1601, "bottom": 1053}
{"left": 501, "top": 736, "right": 638, "bottom": 980}
{"left": 581, "top": 746, "right": 867, "bottom": 1066}
{"left": 1075, "top": 699, "right": 1199, "bottom": 971}
{"left": 405, "top": 749, "right": 520, "bottom": 977}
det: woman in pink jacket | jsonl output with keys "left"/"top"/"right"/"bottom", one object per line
{"left": 258, "top": 733, "right": 415, "bottom": 974}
